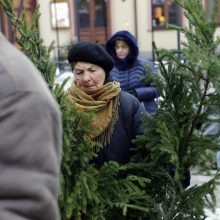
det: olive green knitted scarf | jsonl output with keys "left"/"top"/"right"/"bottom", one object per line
{"left": 67, "top": 81, "right": 121, "bottom": 152}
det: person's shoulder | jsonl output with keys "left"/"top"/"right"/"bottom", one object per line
{"left": 119, "top": 91, "right": 146, "bottom": 117}
{"left": 0, "top": 33, "right": 49, "bottom": 95}
{"left": 120, "top": 91, "right": 142, "bottom": 108}
{"left": 120, "top": 90, "right": 136, "bottom": 99}
{"left": 110, "top": 66, "right": 119, "bottom": 73}
{"left": 0, "top": 34, "right": 58, "bottom": 109}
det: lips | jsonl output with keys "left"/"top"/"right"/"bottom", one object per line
{"left": 83, "top": 85, "right": 95, "bottom": 90}
{"left": 118, "top": 54, "right": 125, "bottom": 58}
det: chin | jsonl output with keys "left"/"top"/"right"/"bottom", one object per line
{"left": 118, "top": 56, "right": 126, "bottom": 60}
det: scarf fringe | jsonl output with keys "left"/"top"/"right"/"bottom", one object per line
{"left": 93, "top": 95, "right": 120, "bottom": 153}
{"left": 67, "top": 81, "right": 121, "bottom": 153}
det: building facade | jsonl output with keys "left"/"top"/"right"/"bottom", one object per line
{"left": 1, "top": 0, "right": 220, "bottom": 60}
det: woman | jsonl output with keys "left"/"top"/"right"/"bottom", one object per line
{"left": 105, "top": 30, "right": 160, "bottom": 115}
{"left": 67, "top": 42, "right": 146, "bottom": 167}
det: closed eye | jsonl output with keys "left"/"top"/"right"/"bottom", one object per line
{"left": 74, "top": 69, "right": 83, "bottom": 75}
{"left": 88, "top": 68, "right": 98, "bottom": 72}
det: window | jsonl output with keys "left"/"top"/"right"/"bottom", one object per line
{"left": 77, "top": 0, "right": 109, "bottom": 44}
{"left": 152, "top": 0, "right": 180, "bottom": 29}
{"left": 78, "top": 0, "right": 90, "bottom": 28}
{"left": 95, "top": 0, "right": 106, "bottom": 27}
{"left": 205, "top": 0, "right": 220, "bottom": 25}
{"left": 78, "top": 0, "right": 106, "bottom": 28}
{"left": 50, "top": 1, "right": 70, "bottom": 28}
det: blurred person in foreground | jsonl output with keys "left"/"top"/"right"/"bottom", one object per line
{"left": 0, "top": 32, "right": 62, "bottom": 220}
{"left": 67, "top": 42, "right": 146, "bottom": 167}
{"left": 105, "top": 30, "right": 160, "bottom": 115}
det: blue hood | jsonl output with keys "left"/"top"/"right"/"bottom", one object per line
{"left": 105, "top": 30, "right": 139, "bottom": 70}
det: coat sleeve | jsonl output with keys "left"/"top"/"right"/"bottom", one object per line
{"left": 135, "top": 85, "right": 160, "bottom": 101}
{"left": 134, "top": 60, "right": 160, "bottom": 102}
{"left": 0, "top": 92, "right": 62, "bottom": 220}
{"left": 120, "top": 92, "right": 146, "bottom": 139}
{"left": 122, "top": 92, "right": 146, "bottom": 138}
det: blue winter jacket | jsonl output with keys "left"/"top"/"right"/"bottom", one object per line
{"left": 105, "top": 30, "right": 160, "bottom": 115}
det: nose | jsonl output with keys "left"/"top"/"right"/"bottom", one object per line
{"left": 117, "top": 47, "right": 123, "bottom": 52}
{"left": 82, "top": 70, "right": 91, "bottom": 82}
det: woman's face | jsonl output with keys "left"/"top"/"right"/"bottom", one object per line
{"left": 73, "top": 61, "right": 106, "bottom": 91}
{"left": 114, "top": 40, "right": 130, "bottom": 60}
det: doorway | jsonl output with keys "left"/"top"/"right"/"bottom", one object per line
{"left": 76, "top": 0, "right": 110, "bottom": 45}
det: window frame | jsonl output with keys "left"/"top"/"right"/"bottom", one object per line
{"left": 205, "top": 0, "right": 220, "bottom": 26}
{"left": 50, "top": 1, "right": 70, "bottom": 29}
{"left": 152, "top": 0, "right": 181, "bottom": 30}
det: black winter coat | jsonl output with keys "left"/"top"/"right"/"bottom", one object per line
{"left": 93, "top": 91, "right": 146, "bottom": 167}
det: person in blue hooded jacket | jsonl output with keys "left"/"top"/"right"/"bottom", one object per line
{"left": 105, "top": 30, "right": 160, "bottom": 115}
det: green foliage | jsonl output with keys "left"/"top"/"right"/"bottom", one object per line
{"left": 2, "top": 0, "right": 220, "bottom": 219}
{"left": 0, "top": 1, "right": 153, "bottom": 219}
{"left": 137, "top": 0, "right": 220, "bottom": 218}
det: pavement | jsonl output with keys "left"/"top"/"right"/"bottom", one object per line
{"left": 191, "top": 170, "right": 220, "bottom": 219}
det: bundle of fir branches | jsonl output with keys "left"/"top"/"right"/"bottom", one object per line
{"left": 131, "top": 0, "right": 220, "bottom": 219}
{"left": 0, "top": 0, "right": 152, "bottom": 219}
{"left": 1, "top": 0, "right": 220, "bottom": 219}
